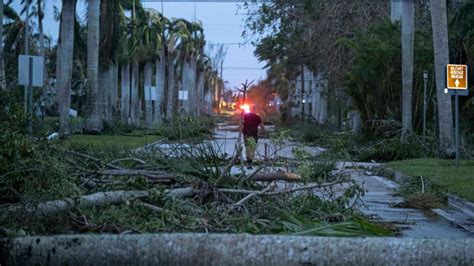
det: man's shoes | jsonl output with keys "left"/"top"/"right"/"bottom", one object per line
{"left": 247, "top": 165, "right": 254, "bottom": 170}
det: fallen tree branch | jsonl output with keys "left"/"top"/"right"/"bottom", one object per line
{"left": 214, "top": 144, "right": 243, "bottom": 185}
{"left": 251, "top": 172, "right": 301, "bottom": 182}
{"left": 264, "top": 180, "right": 346, "bottom": 196}
{"left": 135, "top": 201, "right": 164, "bottom": 213}
{"left": 109, "top": 157, "right": 147, "bottom": 166}
{"left": 220, "top": 180, "right": 346, "bottom": 197}
{"left": 65, "top": 150, "right": 122, "bottom": 170}
{"left": 6, "top": 190, "right": 149, "bottom": 217}
{"left": 95, "top": 169, "right": 175, "bottom": 182}
{"left": 234, "top": 182, "right": 276, "bottom": 206}
{"left": 217, "top": 188, "right": 257, "bottom": 194}
{"left": 5, "top": 188, "right": 199, "bottom": 217}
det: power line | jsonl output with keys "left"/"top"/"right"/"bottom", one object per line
{"left": 223, "top": 67, "right": 263, "bottom": 70}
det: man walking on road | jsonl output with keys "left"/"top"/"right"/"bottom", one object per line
{"left": 243, "top": 108, "right": 265, "bottom": 169}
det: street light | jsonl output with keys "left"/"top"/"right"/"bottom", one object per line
{"left": 423, "top": 70, "right": 428, "bottom": 142}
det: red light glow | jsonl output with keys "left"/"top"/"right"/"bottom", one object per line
{"left": 241, "top": 104, "right": 251, "bottom": 113}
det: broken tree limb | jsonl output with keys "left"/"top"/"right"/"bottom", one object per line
{"left": 6, "top": 190, "right": 150, "bottom": 217}
{"left": 264, "top": 180, "right": 346, "bottom": 196}
{"left": 109, "top": 157, "right": 147, "bottom": 166}
{"left": 64, "top": 150, "right": 122, "bottom": 170}
{"left": 251, "top": 172, "right": 301, "bottom": 182}
{"left": 166, "top": 187, "right": 198, "bottom": 198}
{"left": 218, "top": 180, "right": 344, "bottom": 197}
{"left": 4, "top": 188, "right": 199, "bottom": 217}
{"left": 1, "top": 234, "right": 472, "bottom": 265}
{"left": 135, "top": 201, "right": 164, "bottom": 213}
{"left": 214, "top": 144, "right": 243, "bottom": 185}
{"left": 234, "top": 182, "right": 276, "bottom": 206}
{"left": 94, "top": 169, "right": 175, "bottom": 182}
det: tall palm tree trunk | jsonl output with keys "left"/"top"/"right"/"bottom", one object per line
{"left": 98, "top": 65, "right": 112, "bottom": 122}
{"left": 0, "top": 0, "right": 6, "bottom": 91}
{"left": 120, "top": 62, "right": 130, "bottom": 122}
{"left": 196, "top": 70, "right": 204, "bottom": 116}
{"left": 312, "top": 72, "right": 321, "bottom": 122}
{"left": 166, "top": 57, "right": 175, "bottom": 120}
{"left": 182, "top": 59, "right": 191, "bottom": 114}
{"left": 155, "top": 50, "right": 165, "bottom": 125}
{"left": 84, "top": 0, "right": 102, "bottom": 133}
{"left": 130, "top": 59, "right": 139, "bottom": 126}
{"left": 144, "top": 61, "right": 153, "bottom": 126}
{"left": 319, "top": 77, "right": 328, "bottom": 125}
{"left": 401, "top": 0, "right": 415, "bottom": 141}
{"left": 57, "top": 0, "right": 76, "bottom": 136}
{"left": 431, "top": 0, "right": 455, "bottom": 156}
{"left": 189, "top": 57, "right": 197, "bottom": 116}
{"left": 111, "top": 63, "right": 118, "bottom": 117}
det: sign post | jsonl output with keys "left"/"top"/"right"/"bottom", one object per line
{"left": 446, "top": 64, "right": 468, "bottom": 166}
{"left": 18, "top": 55, "right": 44, "bottom": 133}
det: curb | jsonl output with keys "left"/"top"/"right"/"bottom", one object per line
{"left": 387, "top": 168, "right": 474, "bottom": 235}
{"left": 447, "top": 193, "right": 474, "bottom": 216}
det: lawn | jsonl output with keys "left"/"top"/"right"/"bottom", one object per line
{"left": 389, "top": 158, "right": 474, "bottom": 202}
{"left": 64, "top": 134, "right": 163, "bottom": 151}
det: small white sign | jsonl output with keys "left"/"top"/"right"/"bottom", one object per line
{"left": 150, "top": 86, "right": 157, "bottom": 101}
{"left": 69, "top": 108, "right": 78, "bottom": 117}
{"left": 178, "top": 90, "right": 188, "bottom": 100}
{"left": 18, "top": 55, "right": 44, "bottom": 87}
{"left": 144, "top": 86, "right": 155, "bottom": 101}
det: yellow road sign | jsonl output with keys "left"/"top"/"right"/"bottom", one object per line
{"left": 447, "top": 64, "right": 468, "bottom": 90}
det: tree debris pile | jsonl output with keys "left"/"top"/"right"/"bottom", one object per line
{"left": 0, "top": 129, "right": 393, "bottom": 237}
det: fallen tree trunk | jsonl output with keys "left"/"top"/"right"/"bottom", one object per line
{"left": 1, "top": 234, "right": 472, "bottom": 265}
{"left": 5, "top": 188, "right": 198, "bottom": 217}
{"left": 6, "top": 190, "right": 150, "bottom": 217}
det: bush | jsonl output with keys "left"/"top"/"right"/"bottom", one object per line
{"left": 102, "top": 120, "right": 139, "bottom": 135}
{"left": 357, "top": 138, "right": 425, "bottom": 162}
{"left": 156, "top": 116, "right": 215, "bottom": 141}
{"left": 0, "top": 113, "right": 78, "bottom": 204}
{"left": 40, "top": 117, "right": 84, "bottom": 135}
{"left": 297, "top": 160, "right": 336, "bottom": 183}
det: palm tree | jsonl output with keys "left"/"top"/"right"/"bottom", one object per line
{"left": 117, "top": 3, "right": 131, "bottom": 123}
{"left": 430, "top": 0, "right": 454, "bottom": 156}
{"left": 192, "top": 25, "right": 205, "bottom": 116}
{"left": 128, "top": 0, "right": 147, "bottom": 126}
{"left": 98, "top": 0, "right": 122, "bottom": 123}
{"left": 120, "top": 61, "right": 130, "bottom": 122}
{"left": 83, "top": 0, "right": 102, "bottom": 133}
{"left": 144, "top": 60, "right": 153, "bottom": 125}
{"left": 175, "top": 19, "right": 205, "bottom": 116}
{"left": 0, "top": 0, "right": 6, "bottom": 91}
{"left": 155, "top": 48, "right": 165, "bottom": 124}
{"left": 57, "top": 0, "right": 76, "bottom": 136}
{"left": 165, "top": 19, "right": 186, "bottom": 120}
{"left": 3, "top": 3, "right": 26, "bottom": 87}
{"left": 401, "top": 0, "right": 415, "bottom": 141}
{"left": 146, "top": 9, "right": 167, "bottom": 125}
